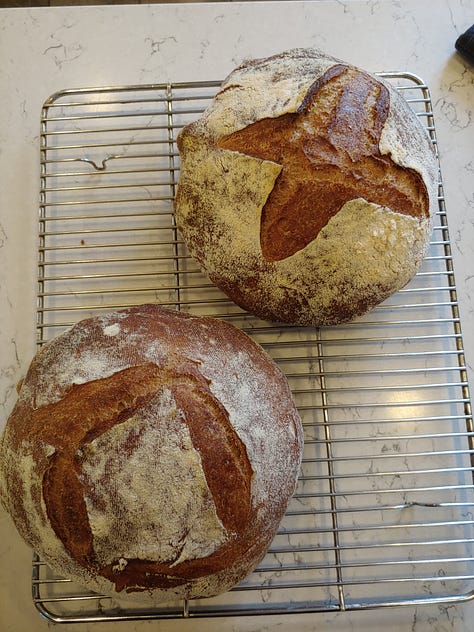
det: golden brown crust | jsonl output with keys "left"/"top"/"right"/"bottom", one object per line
{"left": 219, "top": 64, "right": 429, "bottom": 262}
{"left": 175, "top": 49, "right": 438, "bottom": 326}
{"left": 170, "top": 378, "right": 253, "bottom": 534}
{"left": 0, "top": 305, "right": 303, "bottom": 602}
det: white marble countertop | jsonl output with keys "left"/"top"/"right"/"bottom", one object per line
{"left": 0, "top": 0, "right": 473, "bottom": 630}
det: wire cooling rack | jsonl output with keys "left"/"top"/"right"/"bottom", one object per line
{"left": 33, "top": 74, "right": 474, "bottom": 623}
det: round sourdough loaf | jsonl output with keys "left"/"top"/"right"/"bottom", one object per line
{"left": 0, "top": 305, "right": 303, "bottom": 603}
{"left": 174, "top": 48, "right": 439, "bottom": 326}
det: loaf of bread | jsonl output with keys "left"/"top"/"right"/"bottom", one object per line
{"left": 175, "top": 48, "right": 439, "bottom": 326}
{"left": 0, "top": 305, "right": 303, "bottom": 603}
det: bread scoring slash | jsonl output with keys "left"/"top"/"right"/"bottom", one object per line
{"left": 0, "top": 305, "right": 303, "bottom": 603}
{"left": 175, "top": 48, "right": 438, "bottom": 326}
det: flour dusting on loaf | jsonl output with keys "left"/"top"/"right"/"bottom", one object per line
{"left": 79, "top": 392, "right": 228, "bottom": 568}
{"left": 0, "top": 305, "right": 303, "bottom": 603}
{"left": 175, "top": 48, "right": 438, "bottom": 326}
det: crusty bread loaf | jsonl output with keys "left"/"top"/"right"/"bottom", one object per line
{"left": 0, "top": 305, "right": 303, "bottom": 603}
{"left": 174, "top": 48, "right": 439, "bottom": 326}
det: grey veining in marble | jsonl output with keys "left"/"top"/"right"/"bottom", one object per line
{"left": 0, "top": 1, "right": 473, "bottom": 630}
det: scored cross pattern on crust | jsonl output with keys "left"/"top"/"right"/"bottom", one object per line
{"left": 218, "top": 64, "right": 429, "bottom": 262}
{"left": 32, "top": 361, "right": 253, "bottom": 590}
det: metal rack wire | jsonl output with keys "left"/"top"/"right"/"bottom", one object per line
{"left": 33, "top": 74, "right": 474, "bottom": 623}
